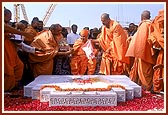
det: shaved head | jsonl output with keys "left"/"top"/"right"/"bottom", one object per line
{"left": 49, "top": 24, "right": 62, "bottom": 37}
{"left": 49, "top": 24, "right": 62, "bottom": 30}
{"left": 141, "top": 10, "right": 151, "bottom": 21}
{"left": 101, "top": 13, "right": 110, "bottom": 19}
{"left": 4, "top": 8, "right": 12, "bottom": 23}
{"left": 4, "top": 8, "right": 11, "bottom": 15}
{"left": 101, "top": 13, "right": 110, "bottom": 28}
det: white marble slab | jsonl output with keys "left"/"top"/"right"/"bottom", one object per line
{"left": 49, "top": 90, "right": 117, "bottom": 106}
{"left": 112, "top": 88, "right": 126, "bottom": 102}
{"left": 24, "top": 75, "right": 142, "bottom": 106}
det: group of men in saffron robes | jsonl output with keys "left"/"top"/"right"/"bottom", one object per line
{"left": 4, "top": 7, "right": 164, "bottom": 95}
{"left": 4, "top": 8, "right": 34, "bottom": 91}
{"left": 126, "top": 10, "right": 164, "bottom": 93}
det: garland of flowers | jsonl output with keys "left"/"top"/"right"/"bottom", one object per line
{"left": 40, "top": 84, "right": 126, "bottom": 91}
{"left": 72, "top": 77, "right": 111, "bottom": 84}
{"left": 40, "top": 77, "right": 126, "bottom": 91}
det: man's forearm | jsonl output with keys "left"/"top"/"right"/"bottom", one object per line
{"left": 91, "top": 39, "right": 99, "bottom": 43}
{"left": 4, "top": 23, "right": 25, "bottom": 35}
{"left": 4, "top": 23, "right": 33, "bottom": 39}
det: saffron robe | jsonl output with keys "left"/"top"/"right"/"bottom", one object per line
{"left": 98, "top": 20, "right": 129, "bottom": 75}
{"left": 70, "top": 39, "right": 97, "bottom": 75}
{"left": 4, "top": 33, "right": 23, "bottom": 91}
{"left": 126, "top": 20, "right": 155, "bottom": 91}
{"left": 149, "top": 10, "right": 164, "bottom": 93}
{"left": 29, "top": 30, "right": 59, "bottom": 77}
{"left": 24, "top": 25, "right": 38, "bottom": 45}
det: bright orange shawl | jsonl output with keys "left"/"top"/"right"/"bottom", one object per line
{"left": 98, "top": 20, "right": 129, "bottom": 64}
{"left": 24, "top": 25, "right": 38, "bottom": 44}
{"left": 125, "top": 20, "right": 155, "bottom": 65}
{"left": 29, "top": 30, "right": 59, "bottom": 77}
{"left": 98, "top": 20, "right": 129, "bottom": 75}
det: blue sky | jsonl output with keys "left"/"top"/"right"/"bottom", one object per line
{"left": 3, "top": 2, "right": 165, "bottom": 33}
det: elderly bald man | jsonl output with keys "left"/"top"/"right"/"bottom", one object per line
{"left": 149, "top": 9, "right": 164, "bottom": 94}
{"left": 29, "top": 24, "right": 73, "bottom": 77}
{"left": 126, "top": 10, "right": 156, "bottom": 92}
{"left": 92, "top": 13, "right": 130, "bottom": 75}
{"left": 70, "top": 29, "right": 97, "bottom": 75}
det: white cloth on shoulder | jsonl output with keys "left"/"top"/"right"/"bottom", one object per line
{"left": 81, "top": 40, "right": 95, "bottom": 59}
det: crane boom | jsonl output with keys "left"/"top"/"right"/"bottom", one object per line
{"left": 14, "top": 4, "right": 20, "bottom": 22}
{"left": 13, "top": 4, "right": 29, "bottom": 23}
{"left": 20, "top": 4, "right": 29, "bottom": 23}
{"left": 13, "top": 4, "right": 55, "bottom": 25}
{"left": 43, "top": 4, "right": 56, "bottom": 26}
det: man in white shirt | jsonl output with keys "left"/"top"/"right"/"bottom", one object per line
{"left": 67, "top": 24, "right": 80, "bottom": 47}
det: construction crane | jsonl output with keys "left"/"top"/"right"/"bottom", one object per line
{"left": 13, "top": 4, "right": 29, "bottom": 23}
{"left": 20, "top": 4, "right": 29, "bottom": 22}
{"left": 14, "top": 4, "right": 56, "bottom": 26}
{"left": 42, "top": 4, "right": 57, "bottom": 26}
{"left": 13, "top": 4, "right": 20, "bottom": 22}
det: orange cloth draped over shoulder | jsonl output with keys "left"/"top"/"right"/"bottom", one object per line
{"left": 149, "top": 9, "right": 164, "bottom": 49}
{"left": 98, "top": 20, "right": 129, "bottom": 75}
{"left": 70, "top": 38, "right": 97, "bottom": 75}
{"left": 29, "top": 30, "right": 59, "bottom": 77}
{"left": 125, "top": 20, "right": 155, "bottom": 91}
{"left": 149, "top": 9, "right": 164, "bottom": 93}
{"left": 126, "top": 20, "right": 155, "bottom": 64}
{"left": 24, "top": 25, "right": 38, "bottom": 45}
{"left": 4, "top": 33, "right": 23, "bottom": 91}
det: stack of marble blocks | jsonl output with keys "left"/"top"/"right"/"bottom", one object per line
{"left": 24, "top": 75, "right": 142, "bottom": 107}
